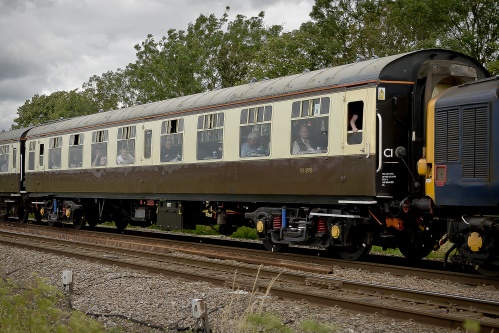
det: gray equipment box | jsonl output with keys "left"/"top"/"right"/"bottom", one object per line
{"left": 157, "top": 201, "right": 195, "bottom": 230}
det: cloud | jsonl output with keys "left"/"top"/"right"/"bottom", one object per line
{"left": 0, "top": 0, "right": 313, "bottom": 131}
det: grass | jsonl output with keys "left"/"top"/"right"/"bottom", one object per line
{"left": 0, "top": 275, "right": 111, "bottom": 333}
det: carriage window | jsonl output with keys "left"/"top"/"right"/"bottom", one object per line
{"left": 240, "top": 106, "right": 272, "bottom": 158}
{"left": 48, "top": 136, "right": 62, "bottom": 169}
{"left": 12, "top": 147, "right": 17, "bottom": 169}
{"left": 161, "top": 118, "right": 183, "bottom": 162}
{"left": 347, "top": 101, "right": 364, "bottom": 145}
{"left": 0, "top": 145, "right": 9, "bottom": 173}
{"left": 28, "top": 141, "right": 35, "bottom": 171}
{"left": 144, "top": 130, "right": 152, "bottom": 159}
{"left": 291, "top": 97, "right": 329, "bottom": 155}
{"left": 68, "top": 134, "right": 83, "bottom": 168}
{"left": 117, "top": 126, "right": 136, "bottom": 165}
{"left": 197, "top": 113, "right": 223, "bottom": 160}
{"left": 39, "top": 144, "right": 44, "bottom": 167}
{"left": 91, "top": 130, "right": 108, "bottom": 167}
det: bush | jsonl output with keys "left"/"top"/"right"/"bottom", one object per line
{"left": 0, "top": 276, "right": 106, "bottom": 333}
{"left": 231, "top": 226, "right": 258, "bottom": 240}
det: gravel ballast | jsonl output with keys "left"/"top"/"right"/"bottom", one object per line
{"left": 0, "top": 242, "right": 489, "bottom": 333}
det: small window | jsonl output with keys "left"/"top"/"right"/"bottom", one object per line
{"left": 48, "top": 136, "right": 62, "bottom": 170}
{"left": 161, "top": 119, "right": 183, "bottom": 163}
{"left": 28, "top": 141, "right": 35, "bottom": 171}
{"left": 39, "top": 144, "right": 44, "bottom": 167}
{"left": 240, "top": 106, "right": 272, "bottom": 158}
{"left": 68, "top": 133, "right": 83, "bottom": 168}
{"left": 12, "top": 147, "right": 17, "bottom": 169}
{"left": 0, "top": 145, "right": 9, "bottom": 173}
{"left": 290, "top": 97, "right": 329, "bottom": 155}
{"left": 91, "top": 130, "right": 108, "bottom": 167}
{"left": 347, "top": 101, "right": 364, "bottom": 145}
{"left": 144, "top": 130, "right": 152, "bottom": 159}
{"left": 117, "top": 126, "right": 136, "bottom": 165}
{"left": 197, "top": 113, "right": 224, "bottom": 160}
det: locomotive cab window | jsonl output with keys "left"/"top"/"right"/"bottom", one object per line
{"left": 347, "top": 101, "right": 364, "bottom": 145}
{"left": 161, "top": 118, "right": 183, "bottom": 163}
{"left": 117, "top": 126, "right": 136, "bottom": 165}
{"left": 197, "top": 113, "right": 224, "bottom": 160}
{"left": 240, "top": 106, "right": 271, "bottom": 158}
{"left": 91, "top": 130, "right": 108, "bottom": 167}
{"left": 68, "top": 134, "right": 83, "bottom": 168}
{"left": 48, "top": 136, "right": 62, "bottom": 169}
{"left": 290, "top": 97, "right": 329, "bottom": 155}
{"left": 0, "top": 145, "right": 9, "bottom": 173}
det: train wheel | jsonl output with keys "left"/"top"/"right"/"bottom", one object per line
{"left": 115, "top": 218, "right": 128, "bottom": 233}
{"left": 72, "top": 211, "right": 86, "bottom": 230}
{"left": 476, "top": 264, "right": 499, "bottom": 277}
{"left": 397, "top": 230, "right": 434, "bottom": 260}
{"left": 336, "top": 243, "right": 372, "bottom": 260}
{"left": 218, "top": 224, "right": 234, "bottom": 236}
{"left": 262, "top": 238, "right": 288, "bottom": 252}
{"left": 17, "top": 206, "right": 28, "bottom": 224}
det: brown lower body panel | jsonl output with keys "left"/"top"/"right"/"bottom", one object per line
{"left": 25, "top": 155, "right": 377, "bottom": 203}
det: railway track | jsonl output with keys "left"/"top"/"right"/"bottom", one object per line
{"left": 1, "top": 222, "right": 499, "bottom": 332}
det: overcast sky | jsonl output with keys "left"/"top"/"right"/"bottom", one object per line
{"left": 0, "top": 0, "right": 314, "bottom": 131}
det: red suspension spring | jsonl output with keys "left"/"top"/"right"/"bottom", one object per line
{"left": 317, "top": 218, "right": 327, "bottom": 233}
{"left": 273, "top": 216, "right": 282, "bottom": 229}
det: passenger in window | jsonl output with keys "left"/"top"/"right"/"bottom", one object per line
{"left": 117, "top": 148, "right": 134, "bottom": 165}
{"left": 0, "top": 158, "right": 7, "bottom": 172}
{"left": 92, "top": 149, "right": 107, "bottom": 166}
{"left": 241, "top": 132, "right": 260, "bottom": 157}
{"left": 49, "top": 153, "right": 60, "bottom": 169}
{"left": 161, "top": 138, "right": 181, "bottom": 162}
{"left": 292, "top": 125, "right": 321, "bottom": 155}
{"left": 350, "top": 114, "right": 359, "bottom": 133}
{"left": 348, "top": 114, "right": 362, "bottom": 145}
{"left": 69, "top": 153, "right": 82, "bottom": 168}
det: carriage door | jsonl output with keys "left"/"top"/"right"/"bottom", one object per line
{"left": 342, "top": 89, "right": 372, "bottom": 195}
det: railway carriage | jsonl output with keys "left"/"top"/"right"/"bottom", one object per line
{"left": 0, "top": 127, "right": 30, "bottom": 222}
{"left": 1, "top": 48, "right": 498, "bottom": 274}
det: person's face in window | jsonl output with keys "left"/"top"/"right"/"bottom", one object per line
{"left": 299, "top": 126, "right": 309, "bottom": 139}
{"left": 247, "top": 137, "right": 257, "bottom": 147}
{"left": 165, "top": 139, "right": 173, "bottom": 150}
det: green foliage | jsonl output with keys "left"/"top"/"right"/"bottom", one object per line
{"left": 463, "top": 319, "right": 481, "bottom": 333}
{"left": 12, "top": 90, "right": 100, "bottom": 129}
{"left": 241, "top": 312, "right": 293, "bottom": 333}
{"left": 0, "top": 276, "right": 106, "bottom": 333}
{"left": 231, "top": 226, "right": 258, "bottom": 240}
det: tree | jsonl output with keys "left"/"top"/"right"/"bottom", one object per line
{"left": 12, "top": 90, "right": 99, "bottom": 129}
{"left": 443, "top": 0, "right": 499, "bottom": 74}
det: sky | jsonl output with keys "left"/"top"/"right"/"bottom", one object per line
{"left": 0, "top": 0, "right": 315, "bottom": 131}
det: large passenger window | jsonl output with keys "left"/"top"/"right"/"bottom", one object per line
{"left": 91, "top": 130, "right": 108, "bottom": 167}
{"left": 290, "top": 97, "right": 329, "bottom": 155}
{"left": 117, "top": 126, "right": 136, "bottom": 165}
{"left": 161, "top": 119, "right": 183, "bottom": 162}
{"left": 68, "top": 134, "right": 83, "bottom": 168}
{"left": 240, "top": 106, "right": 271, "bottom": 158}
{"left": 347, "top": 101, "right": 364, "bottom": 145}
{"left": 197, "top": 113, "right": 223, "bottom": 160}
{"left": 48, "top": 137, "right": 62, "bottom": 169}
{"left": 0, "top": 145, "right": 9, "bottom": 173}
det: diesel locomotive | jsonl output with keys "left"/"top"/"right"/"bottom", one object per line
{"left": 0, "top": 49, "right": 497, "bottom": 275}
